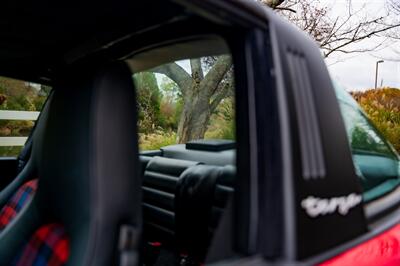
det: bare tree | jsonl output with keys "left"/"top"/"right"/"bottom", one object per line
{"left": 386, "top": 0, "right": 400, "bottom": 39}
{"left": 375, "top": 0, "right": 400, "bottom": 61}
{"left": 263, "top": 0, "right": 400, "bottom": 57}
{"left": 387, "top": 0, "right": 400, "bottom": 14}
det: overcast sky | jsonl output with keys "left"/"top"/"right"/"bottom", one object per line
{"left": 324, "top": 0, "right": 400, "bottom": 91}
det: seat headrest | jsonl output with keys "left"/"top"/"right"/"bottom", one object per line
{"left": 175, "top": 165, "right": 236, "bottom": 260}
{"left": 146, "top": 156, "right": 200, "bottom": 176}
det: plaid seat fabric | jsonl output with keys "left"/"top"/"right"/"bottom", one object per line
{"left": 0, "top": 179, "right": 38, "bottom": 231}
{"left": 11, "top": 223, "right": 69, "bottom": 266}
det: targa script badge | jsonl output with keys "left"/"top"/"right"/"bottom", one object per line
{"left": 301, "top": 193, "right": 362, "bottom": 218}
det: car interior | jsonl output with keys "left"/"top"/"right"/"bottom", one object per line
{"left": 2, "top": 0, "right": 398, "bottom": 265}
{"left": 0, "top": 9, "right": 240, "bottom": 263}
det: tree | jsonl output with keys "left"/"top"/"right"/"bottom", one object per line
{"left": 264, "top": 0, "right": 400, "bottom": 57}
{"left": 148, "top": 0, "right": 399, "bottom": 144}
{"left": 152, "top": 56, "right": 233, "bottom": 143}
{"left": 388, "top": 0, "right": 400, "bottom": 14}
{"left": 134, "top": 72, "right": 163, "bottom": 134}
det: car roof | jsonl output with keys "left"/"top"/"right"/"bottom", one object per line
{"left": 0, "top": 0, "right": 185, "bottom": 83}
{"left": 0, "top": 0, "right": 270, "bottom": 85}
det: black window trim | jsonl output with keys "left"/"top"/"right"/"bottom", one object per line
{"left": 118, "top": 22, "right": 261, "bottom": 261}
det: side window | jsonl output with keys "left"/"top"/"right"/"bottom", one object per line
{"left": 0, "top": 77, "right": 50, "bottom": 157}
{"left": 337, "top": 93, "right": 400, "bottom": 202}
{"left": 133, "top": 55, "right": 235, "bottom": 151}
{"left": 127, "top": 40, "right": 237, "bottom": 265}
{"left": 340, "top": 103, "right": 396, "bottom": 158}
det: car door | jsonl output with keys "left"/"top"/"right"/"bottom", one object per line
{"left": 259, "top": 3, "right": 400, "bottom": 266}
{"left": 178, "top": 0, "right": 368, "bottom": 264}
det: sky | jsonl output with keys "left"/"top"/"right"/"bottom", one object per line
{"left": 323, "top": 0, "right": 400, "bottom": 91}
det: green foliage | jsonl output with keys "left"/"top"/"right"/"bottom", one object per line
{"left": 205, "top": 98, "right": 235, "bottom": 140}
{"left": 0, "top": 146, "right": 23, "bottom": 157}
{"left": 351, "top": 88, "right": 400, "bottom": 153}
{"left": 139, "top": 131, "right": 177, "bottom": 150}
{"left": 159, "top": 95, "right": 181, "bottom": 130}
{"left": 135, "top": 74, "right": 183, "bottom": 150}
{"left": 134, "top": 72, "right": 163, "bottom": 134}
{"left": 0, "top": 77, "right": 50, "bottom": 157}
{"left": 159, "top": 77, "right": 183, "bottom": 130}
{"left": 136, "top": 73, "right": 235, "bottom": 150}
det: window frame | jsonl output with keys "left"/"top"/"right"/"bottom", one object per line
{"left": 119, "top": 20, "right": 276, "bottom": 261}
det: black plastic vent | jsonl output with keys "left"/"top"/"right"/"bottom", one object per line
{"left": 286, "top": 50, "right": 326, "bottom": 179}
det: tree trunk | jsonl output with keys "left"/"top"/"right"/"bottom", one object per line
{"left": 152, "top": 55, "right": 233, "bottom": 143}
{"left": 177, "top": 87, "right": 211, "bottom": 143}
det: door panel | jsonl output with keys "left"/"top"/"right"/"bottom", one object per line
{"left": 319, "top": 224, "right": 400, "bottom": 266}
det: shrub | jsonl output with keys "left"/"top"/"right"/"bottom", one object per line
{"left": 205, "top": 98, "right": 235, "bottom": 140}
{"left": 139, "top": 131, "right": 177, "bottom": 151}
{"left": 351, "top": 88, "right": 400, "bottom": 153}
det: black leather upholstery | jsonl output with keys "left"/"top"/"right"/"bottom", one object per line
{"left": 210, "top": 166, "right": 236, "bottom": 231}
{"left": 0, "top": 62, "right": 142, "bottom": 266}
{"left": 16, "top": 137, "right": 32, "bottom": 173}
{"left": 142, "top": 156, "right": 199, "bottom": 243}
{"left": 140, "top": 156, "right": 152, "bottom": 175}
{"left": 140, "top": 153, "right": 236, "bottom": 265}
{"left": 175, "top": 165, "right": 236, "bottom": 261}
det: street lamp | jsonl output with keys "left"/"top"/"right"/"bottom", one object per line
{"left": 375, "top": 60, "right": 384, "bottom": 89}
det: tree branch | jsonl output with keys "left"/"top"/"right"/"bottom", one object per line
{"left": 151, "top": 63, "right": 193, "bottom": 95}
{"left": 261, "top": 0, "right": 399, "bottom": 58}
{"left": 274, "top": 7, "right": 296, "bottom": 13}
{"left": 200, "top": 55, "right": 232, "bottom": 96}
{"left": 323, "top": 23, "right": 400, "bottom": 57}
{"left": 210, "top": 81, "right": 233, "bottom": 113}
{"left": 190, "top": 58, "right": 204, "bottom": 81}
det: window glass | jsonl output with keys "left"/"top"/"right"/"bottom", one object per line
{"left": 133, "top": 55, "right": 235, "bottom": 151}
{"left": 0, "top": 77, "right": 50, "bottom": 156}
{"left": 129, "top": 42, "right": 237, "bottom": 265}
{"left": 340, "top": 103, "right": 396, "bottom": 158}
{"left": 335, "top": 83, "right": 400, "bottom": 202}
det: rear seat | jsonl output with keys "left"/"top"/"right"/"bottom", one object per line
{"left": 142, "top": 156, "right": 200, "bottom": 243}
{"left": 140, "top": 155, "right": 152, "bottom": 175}
{"left": 176, "top": 165, "right": 235, "bottom": 263}
{"left": 141, "top": 155, "right": 236, "bottom": 265}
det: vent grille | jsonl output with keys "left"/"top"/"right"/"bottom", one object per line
{"left": 286, "top": 50, "right": 326, "bottom": 179}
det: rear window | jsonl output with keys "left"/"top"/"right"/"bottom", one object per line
{"left": 0, "top": 77, "right": 50, "bottom": 157}
{"left": 133, "top": 55, "right": 235, "bottom": 151}
{"left": 126, "top": 38, "right": 237, "bottom": 266}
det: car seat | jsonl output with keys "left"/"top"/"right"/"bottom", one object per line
{"left": 0, "top": 62, "right": 142, "bottom": 266}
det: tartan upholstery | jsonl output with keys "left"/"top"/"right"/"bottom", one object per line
{"left": 0, "top": 179, "right": 38, "bottom": 231}
{"left": 11, "top": 223, "right": 69, "bottom": 266}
